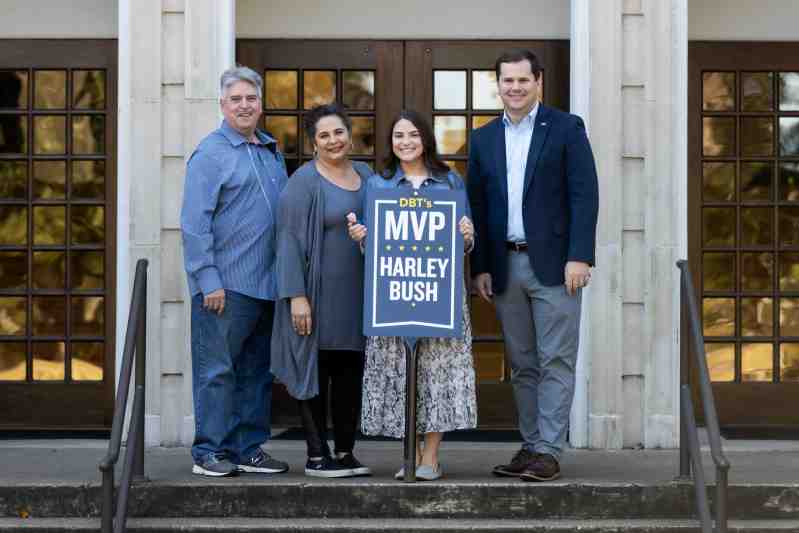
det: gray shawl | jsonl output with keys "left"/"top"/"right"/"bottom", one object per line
{"left": 270, "top": 160, "right": 372, "bottom": 400}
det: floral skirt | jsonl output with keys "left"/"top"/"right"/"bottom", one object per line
{"left": 360, "top": 298, "right": 477, "bottom": 438}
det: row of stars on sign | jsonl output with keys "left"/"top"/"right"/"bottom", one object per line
{"left": 385, "top": 245, "right": 446, "bottom": 252}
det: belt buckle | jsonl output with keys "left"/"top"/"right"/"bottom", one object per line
{"left": 510, "top": 241, "right": 526, "bottom": 252}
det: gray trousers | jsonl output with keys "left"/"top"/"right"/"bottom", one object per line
{"left": 493, "top": 250, "right": 581, "bottom": 460}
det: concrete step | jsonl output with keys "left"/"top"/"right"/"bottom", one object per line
{"left": 1, "top": 518, "right": 799, "bottom": 533}
{"left": 4, "top": 482, "right": 799, "bottom": 520}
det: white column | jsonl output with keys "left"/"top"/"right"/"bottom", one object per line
{"left": 117, "top": 0, "right": 163, "bottom": 446}
{"left": 180, "top": 0, "right": 236, "bottom": 445}
{"left": 641, "top": 0, "right": 686, "bottom": 449}
{"left": 568, "top": 0, "right": 591, "bottom": 449}
{"left": 587, "top": 0, "right": 626, "bottom": 450}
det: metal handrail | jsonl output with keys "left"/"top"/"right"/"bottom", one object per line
{"left": 99, "top": 259, "right": 148, "bottom": 533}
{"left": 676, "top": 260, "right": 730, "bottom": 533}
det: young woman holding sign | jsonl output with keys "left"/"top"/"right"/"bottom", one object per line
{"left": 272, "top": 103, "right": 373, "bottom": 478}
{"left": 347, "top": 110, "right": 477, "bottom": 481}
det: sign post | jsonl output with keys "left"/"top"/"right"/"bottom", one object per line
{"left": 363, "top": 187, "right": 465, "bottom": 482}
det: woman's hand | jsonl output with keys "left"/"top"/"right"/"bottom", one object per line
{"left": 290, "top": 296, "right": 312, "bottom": 336}
{"left": 459, "top": 216, "right": 474, "bottom": 250}
{"left": 346, "top": 212, "right": 367, "bottom": 243}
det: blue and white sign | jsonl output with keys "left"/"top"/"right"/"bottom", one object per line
{"left": 363, "top": 188, "right": 464, "bottom": 339}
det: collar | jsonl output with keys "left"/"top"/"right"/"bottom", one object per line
{"left": 392, "top": 166, "right": 448, "bottom": 185}
{"left": 502, "top": 101, "right": 540, "bottom": 128}
{"left": 219, "top": 120, "right": 277, "bottom": 147}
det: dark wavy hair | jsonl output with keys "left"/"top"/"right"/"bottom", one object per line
{"left": 381, "top": 110, "right": 451, "bottom": 179}
{"left": 303, "top": 102, "right": 352, "bottom": 143}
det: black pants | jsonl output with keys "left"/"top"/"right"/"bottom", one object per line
{"left": 298, "top": 349, "right": 364, "bottom": 458}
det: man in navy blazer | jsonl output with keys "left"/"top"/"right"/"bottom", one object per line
{"left": 467, "top": 49, "right": 598, "bottom": 481}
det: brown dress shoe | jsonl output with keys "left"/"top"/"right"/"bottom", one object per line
{"left": 492, "top": 448, "right": 539, "bottom": 477}
{"left": 520, "top": 453, "right": 561, "bottom": 482}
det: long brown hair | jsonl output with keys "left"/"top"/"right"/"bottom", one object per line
{"left": 381, "top": 110, "right": 450, "bottom": 179}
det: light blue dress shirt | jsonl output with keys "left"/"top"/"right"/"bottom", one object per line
{"left": 181, "top": 120, "right": 288, "bottom": 300}
{"left": 503, "top": 103, "right": 539, "bottom": 242}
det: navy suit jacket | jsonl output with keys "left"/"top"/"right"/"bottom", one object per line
{"left": 466, "top": 104, "right": 599, "bottom": 292}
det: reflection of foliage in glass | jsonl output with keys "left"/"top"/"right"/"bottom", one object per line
{"left": 0, "top": 206, "right": 27, "bottom": 245}
{"left": 703, "top": 297, "right": 735, "bottom": 336}
{"left": 779, "top": 72, "right": 799, "bottom": 111}
{"left": 742, "top": 72, "right": 772, "bottom": 111}
{"left": 702, "top": 207, "right": 735, "bottom": 246}
{"left": 779, "top": 117, "right": 799, "bottom": 156}
{"left": 265, "top": 71, "right": 298, "bottom": 110}
{"left": 741, "top": 207, "right": 772, "bottom": 246}
{"left": 303, "top": 71, "right": 335, "bottom": 109}
{"left": 741, "top": 252, "right": 773, "bottom": 291}
{"left": 434, "top": 116, "right": 467, "bottom": 156}
{"left": 703, "top": 72, "right": 735, "bottom": 111}
{"left": 33, "top": 206, "right": 65, "bottom": 245}
{"left": 741, "top": 297, "right": 773, "bottom": 337}
{"left": 71, "top": 342, "right": 103, "bottom": 381}
{"left": 780, "top": 344, "right": 799, "bottom": 382}
{"left": 0, "top": 71, "right": 27, "bottom": 109}
{"left": 34, "top": 71, "right": 66, "bottom": 109}
{"left": 0, "top": 252, "right": 26, "bottom": 290}
{"left": 779, "top": 252, "right": 799, "bottom": 291}
{"left": 740, "top": 162, "right": 772, "bottom": 201}
{"left": 343, "top": 71, "right": 374, "bottom": 110}
{"left": 33, "top": 161, "right": 66, "bottom": 199}
{"left": 0, "top": 297, "right": 26, "bottom": 335}
{"left": 72, "top": 160, "right": 105, "bottom": 199}
{"left": 0, "top": 161, "right": 27, "bottom": 198}
{"left": 351, "top": 117, "right": 375, "bottom": 156}
{"left": 741, "top": 117, "right": 773, "bottom": 156}
{"left": 779, "top": 207, "right": 799, "bottom": 247}
{"left": 32, "top": 252, "right": 66, "bottom": 289}
{"left": 779, "top": 299, "right": 799, "bottom": 337}
{"left": 72, "top": 206, "right": 105, "bottom": 244}
{"left": 32, "top": 342, "right": 65, "bottom": 381}
{"left": 703, "top": 162, "right": 735, "bottom": 201}
{"left": 702, "top": 117, "right": 735, "bottom": 156}
{"left": 0, "top": 342, "right": 26, "bottom": 381}
{"left": 73, "top": 71, "right": 105, "bottom": 110}
{"left": 741, "top": 343, "right": 773, "bottom": 382}
{"left": 32, "top": 297, "right": 66, "bottom": 336}
{"left": 780, "top": 162, "right": 799, "bottom": 201}
{"left": 0, "top": 116, "right": 27, "bottom": 154}
{"left": 33, "top": 115, "right": 66, "bottom": 155}
{"left": 72, "top": 252, "right": 104, "bottom": 290}
{"left": 72, "top": 115, "right": 105, "bottom": 154}
{"left": 703, "top": 252, "right": 734, "bottom": 291}
{"left": 264, "top": 116, "right": 298, "bottom": 154}
{"left": 72, "top": 296, "right": 104, "bottom": 336}
{"left": 705, "top": 343, "right": 734, "bottom": 382}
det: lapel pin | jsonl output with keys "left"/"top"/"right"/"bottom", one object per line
{"left": 540, "top": 122, "right": 547, "bottom": 126}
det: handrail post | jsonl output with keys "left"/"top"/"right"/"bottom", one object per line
{"left": 678, "top": 269, "right": 690, "bottom": 479}
{"left": 403, "top": 341, "right": 418, "bottom": 482}
{"left": 133, "top": 268, "right": 147, "bottom": 482}
{"left": 101, "top": 469, "right": 113, "bottom": 533}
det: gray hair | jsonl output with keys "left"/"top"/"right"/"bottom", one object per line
{"left": 219, "top": 66, "right": 263, "bottom": 100}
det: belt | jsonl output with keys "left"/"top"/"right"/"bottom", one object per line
{"left": 506, "top": 241, "right": 528, "bottom": 252}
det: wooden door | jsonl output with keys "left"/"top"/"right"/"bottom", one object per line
{"left": 689, "top": 42, "right": 799, "bottom": 434}
{"left": 236, "top": 39, "right": 570, "bottom": 429}
{"left": 404, "top": 40, "right": 570, "bottom": 428}
{"left": 0, "top": 40, "right": 117, "bottom": 430}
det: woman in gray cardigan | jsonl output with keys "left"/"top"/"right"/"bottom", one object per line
{"left": 271, "top": 104, "right": 372, "bottom": 478}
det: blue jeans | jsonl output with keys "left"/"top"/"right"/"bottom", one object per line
{"left": 190, "top": 290, "right": 274, "bottom": 464}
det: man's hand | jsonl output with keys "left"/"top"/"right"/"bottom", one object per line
{"left": 291, "top": 296, "right": 313, "bottom": 336}
{"left": 474, "top": 273, "right": 493, "bottom": 302}
{"left": 346, "top": 212, "right": 367, "bottom": 243}
{"left": 565, "top": 261, "right": 591, "bottom": 296}
{"left": 459, "top": 216, "right": 474, "bottom": 250}
{"left": 203, "top": 288, "right": 226, "bottom": 315}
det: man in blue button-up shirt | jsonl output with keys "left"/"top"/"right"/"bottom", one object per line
{"left": 181, "top": 66, "right": 289, "bottom": 477}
